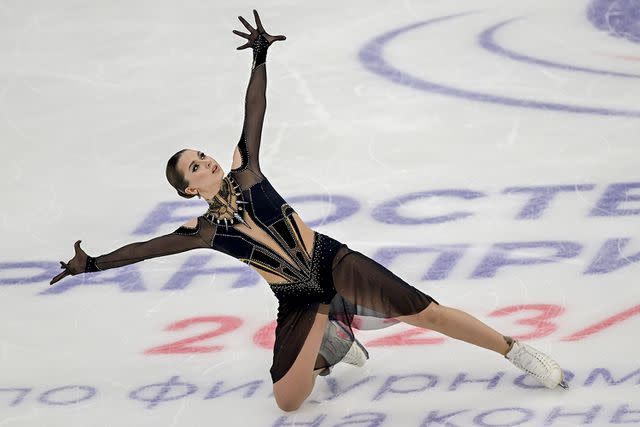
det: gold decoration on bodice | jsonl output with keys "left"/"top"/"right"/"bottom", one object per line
{"left": 204, "top": 176, "right": 250, "bottom": 230}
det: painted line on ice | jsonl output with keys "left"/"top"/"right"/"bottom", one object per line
{"left": 358, "top": 13, "right": 640, "bottom": 118}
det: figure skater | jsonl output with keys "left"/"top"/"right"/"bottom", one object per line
{"left": 50, "top": 10, "right": 567, "bottom": 412}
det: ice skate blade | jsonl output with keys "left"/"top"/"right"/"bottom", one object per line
{"left": 558, "top": 381, "right": 569, "bottom": 389}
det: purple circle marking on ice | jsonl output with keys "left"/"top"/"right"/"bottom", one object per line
{"left": 588, "top": 0, "right": 640, "bottom": 44}
{"left": 358, "top": 13, "right": 640, "bottom": 118}
{"left": 479, "top": 18, "right": 640, "bottom": 79}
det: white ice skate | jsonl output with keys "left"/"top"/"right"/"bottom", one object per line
{"left": 341, "top": 339, "right": 369, "bottom": 368}
{"left": 334, "top": 320, "right": 369, "bottom": 367}
{"left": 317, "top": 321, "right": 369, "bottom": 376}
{"left": 505, "top": 339, "right": 568, "bottom": 389}
{"left": 317, "top": 339, "right": 368, "bottom": 376}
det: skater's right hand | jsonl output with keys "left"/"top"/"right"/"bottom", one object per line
{"left": 50, "top": 240, "right": 88, "bottom": 285}
{"left": 233, "top": 10, "right": 286, "bottom": 50}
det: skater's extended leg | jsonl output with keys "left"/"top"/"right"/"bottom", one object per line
{"left": 397, "top": 303, "right": 510, "bottom": 354}
{"left": 272, "top": 311, "right": 328, "bottom": 412}
{"left": 398, "top": 303, "right": 566, "bottom": 388}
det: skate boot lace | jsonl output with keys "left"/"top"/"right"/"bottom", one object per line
{"left": 508, "top": 342, "right": 558, "bottom": 382}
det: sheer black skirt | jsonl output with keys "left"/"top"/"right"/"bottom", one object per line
{"left": 268, "top": 232, "right": 438, "bottom": 383}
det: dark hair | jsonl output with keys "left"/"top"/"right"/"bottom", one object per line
{"left": 165, "top": 149, "right": 195, "bottom": 199}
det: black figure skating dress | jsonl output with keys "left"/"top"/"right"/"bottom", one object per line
{"left": 79, "top": 35, "right": 437, "bottom": 383}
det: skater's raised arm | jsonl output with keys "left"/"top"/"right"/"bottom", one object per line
{"left": 231, "top": 10, "right": 285, "bottom": 174}
{"left": 49, "top": 218, "right": 213, "bottom": 285}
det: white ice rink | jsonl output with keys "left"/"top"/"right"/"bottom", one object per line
{"left": 1, "top": 0, "right": 640, "bottom": 426}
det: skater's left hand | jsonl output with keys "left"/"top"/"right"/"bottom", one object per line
{"left": 233, "top": 10, "right": 286, "bottom": 50}
{"left": 50, "top": 240, "right": 88, "bottom": 285}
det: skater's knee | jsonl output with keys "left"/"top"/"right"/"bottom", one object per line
{"left": 274, "top": 391, "right": 305, "bottom": 412}
{"left": 398, "top": 303, "right": 444, "bottom": 329}
{"left": 419, "top": 303, "right": 446, "bottom": 328}
{"left": 276, "top": 397, "right": 303, "bottom": 412}
{"left": 273, "top": 381, "right": 310, "bottom": 412}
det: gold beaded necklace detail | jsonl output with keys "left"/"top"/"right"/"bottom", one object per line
{"left": 204, "top": 176, "right": 250, "bottom": 230}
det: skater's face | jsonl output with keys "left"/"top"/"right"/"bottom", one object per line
{"left": 177, "top": 149, "right": 224, "bottom": 198}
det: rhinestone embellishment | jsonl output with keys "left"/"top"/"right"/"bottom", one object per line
{"left": 204, "top": 175, "right": 250, "bottom": 230}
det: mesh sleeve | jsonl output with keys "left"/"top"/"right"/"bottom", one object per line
{"left": 230, "top": 35, "right": 270, "bottom": 188}
{"left": 88, "top": 217, "right": 215, "bottom": 271}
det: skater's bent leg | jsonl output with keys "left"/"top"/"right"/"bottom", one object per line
{"left": 398, "top": 303, "right": 510, "bottom": 355}
{"left": 272, "top": 311, "right": 328, "bottom": 412}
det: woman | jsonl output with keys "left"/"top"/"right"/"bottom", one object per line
{"left": 50, "top": 10, "right": 567, "bottom": 412}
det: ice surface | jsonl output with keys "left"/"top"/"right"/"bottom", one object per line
{"left": 1, "top": 0, "right": 639, "bottom": 425}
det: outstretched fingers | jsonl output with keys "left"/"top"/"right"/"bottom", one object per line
{"left": 234, "top": 11, "right": 286, "bottom": 49}
{"left": 232, "top": 29, "right": 250, "bottom": 39}
{"left": 238, "top": 15, "right": 255, "bottom": 34}
{"left": 50, "top": 239, "right": 86, "bottom": 285}
{"left": 73, "top": 240, "right": 83, "bottom": 255}
{"left": 233, "top": 29, "right": 251, "bottom": 50}
{"left": 236, "top": 41, "right": 251, "bottom": 50}
{"left": 253, "top": 10, "right": 264, "bottom": 33}
{"left": 50, "top": 269, "right": 69, "bottom": 285}
{"left": 253, "top": 10, "right": 286, "bottom": 42}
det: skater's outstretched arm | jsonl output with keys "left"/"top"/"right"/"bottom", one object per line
{"left": 231, "top": 10, "right": 285, "bottom": 174}
{"left": 49, "top": 218, "right": 213, "bottom": 285}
